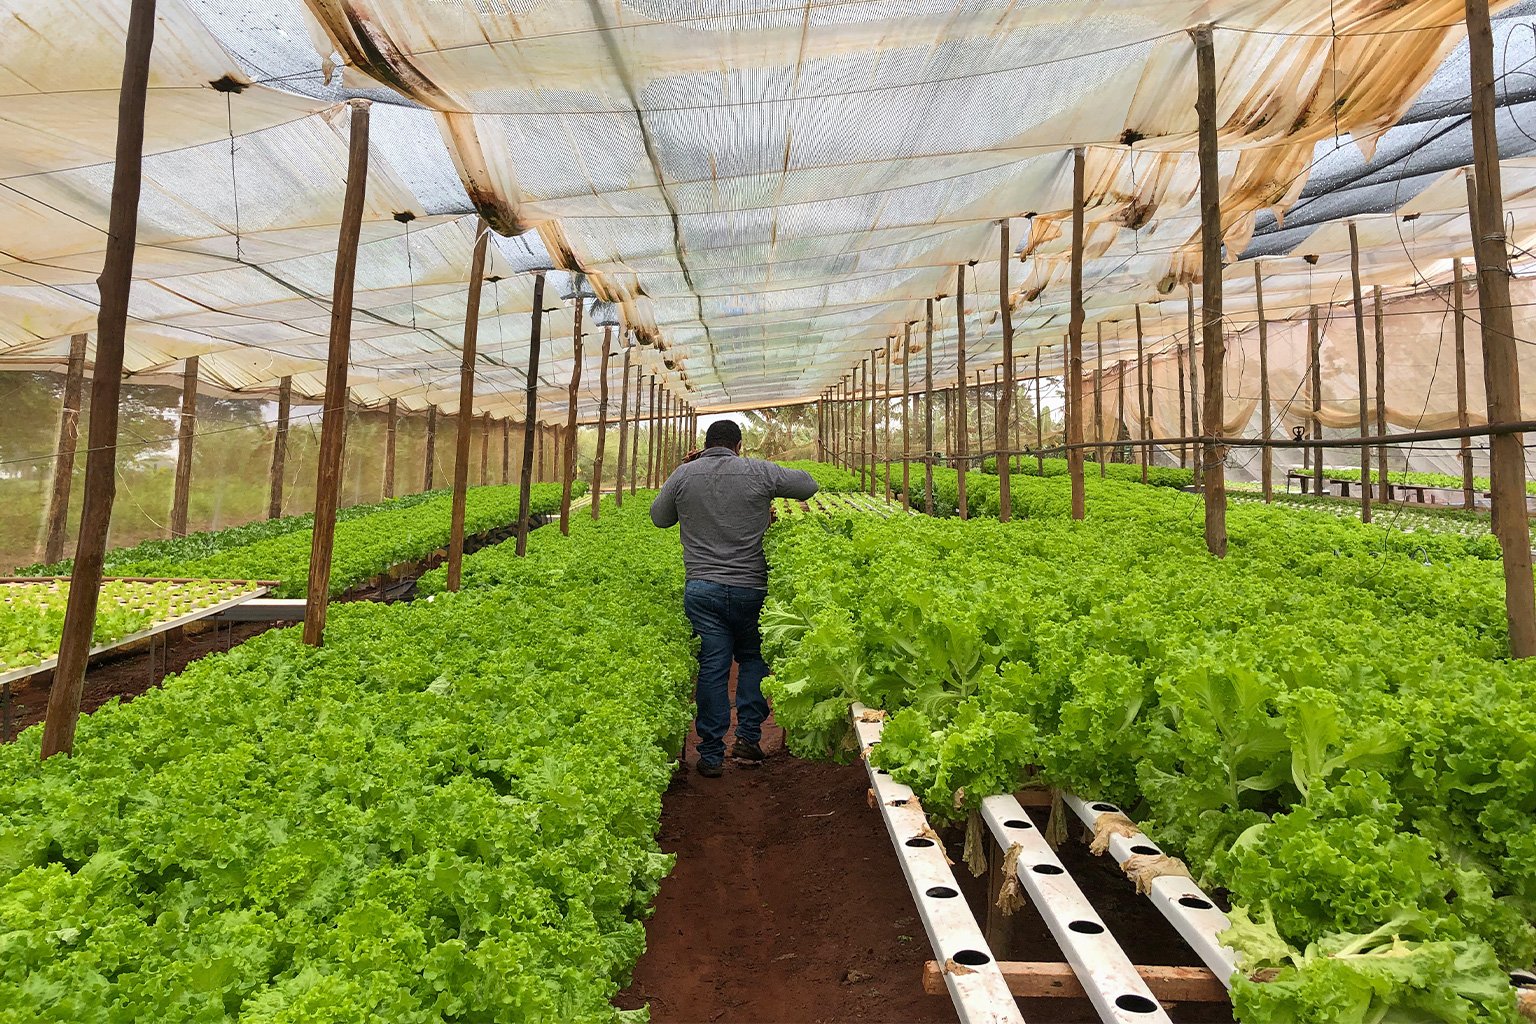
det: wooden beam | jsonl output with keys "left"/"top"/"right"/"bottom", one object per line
{"left": 446, "top": 216, "right": 490, "bottom": 592}
{"left": 1454, "top": 256, "right": 1475, "bottom": 508}
{"left": 646, "top": 375, "right": 658, "bottom": 488}
{"left": 515, "top": 273, "right": 546, "bottom": 557}
{"left": 502, "top": 416, "right": 510, "bottom": 485}
{"left": 1466, "top": 0, "right": 1536, "bottom": 657}
{"left": 924, "top": 298, "right": 935, "bottom": 515}
{"left": 1068, "top": 147, "right": 1086, "bottom": 520}
{"left": 299, "top": 98, "right": 371, "bottom": 648}
{"left": 40, "top": 0, "right": 158, "bottom": 759}
{"left": 43, "top": 333, "right": 89, "bottom": 565}
{"left": 560, "top": 295, "right": 585, "bottom": 535}
{"left": 998, "top": 221, "right": 1015, "bottom": 519}
{"left": 1194, "top": 22, "right": 1226, "bottom": 553}
{"left": 383, "top": 396, "right": 397, "bottom": 499}
{"left": 1255, "top": 264, "right": 1272, "bottom": 503}
{"left": 956, "top": 266, "right": 969, "bottom": 519}
{"left": 169, "top": 355, "right": 198, "bottom": 538}
{"left": 424, "top": 404, "right": 437, "bottom": 492}
{"left": 921, "top": 961, "right": 1228, "bottom": 1003}
{"left": 1348, "top": 221, "right": 1373, "bottom": 525}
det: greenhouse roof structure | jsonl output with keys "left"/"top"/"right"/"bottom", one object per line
{"left": 4, "top": 0, "right": 1536, "bottom": 422}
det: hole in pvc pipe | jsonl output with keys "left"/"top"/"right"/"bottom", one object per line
{"left": 1115, "top": 994, "right": 1160, "bottom": 1014}
{"left": 1129, "top": 844, "right": 1160, "bottom": 855}
{"left": 1178, "top": 896, "right": 1215, "bottom": 910}
{"left": 1511, "top": 973, "right": 1536, "bottom": 987}
{"left": 951, "top": 949, "right": 991, "bottom": 966}
{"left": 1091, "top": 802, "right": 1120, "bottom": 813}
{"left": 926, "top": 886, "right": 959, "bottom": 899}
{"left": 1031, "top": 863, "right": 1065, "bottom": 875}
{"left": 1003, "top": 818, "right": 1034, "bottom": 829}
{"left": 905, "top": 837, "right": 935, "bottom": 848}
{"left": 875, "top": 769, "right": 889, "bottom": 775}
{"left": 1068, "top": 920, "right": 1105, "bottom": 934}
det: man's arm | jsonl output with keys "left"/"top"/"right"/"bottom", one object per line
{"left": 650, "top": 471, "right": 681, "bottom": 528}
{"left": 767, "top": 464, "right": 818, "bottom": 500}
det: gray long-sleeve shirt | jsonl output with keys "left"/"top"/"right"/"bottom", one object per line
{"left": 649, "top": 449, "right": 819, "bottom": 588}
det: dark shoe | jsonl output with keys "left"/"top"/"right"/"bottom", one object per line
{"left": 696, "top": 760, "right": 724, "bottom": 778}
{"left": 731, "top": 740, "right": 766, "bottom": 763}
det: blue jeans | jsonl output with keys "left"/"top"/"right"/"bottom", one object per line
{"left": 683, "top": 580, "right": 770, "bottom": 766}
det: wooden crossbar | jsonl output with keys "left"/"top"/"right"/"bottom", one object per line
{"left": 922, "top": 960, "right": 1228, "bottom": 1003}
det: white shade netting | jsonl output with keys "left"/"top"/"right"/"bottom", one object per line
{"left": 3, "top": 0, "right": 1536, "bottom": 425}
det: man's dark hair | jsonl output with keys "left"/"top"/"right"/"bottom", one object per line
{"left": 704, "top": 419, "right": 743, "bottom": 450}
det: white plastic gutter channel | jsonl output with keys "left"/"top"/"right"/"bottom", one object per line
{"left": 850, "top": 703, "right": 1025, "bottom": 1024}
{"left": 1060, "top": 794, "right": 1239, "bottom": 988}
{"left": 978, "top": 794, "right": 1174, "bottom": 1024}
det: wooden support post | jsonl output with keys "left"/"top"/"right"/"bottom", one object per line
{"left": 1094, "top": 323, "right": 1105, "bottom": 478}
{"left": 502, "top": 417, "right": 510, "bottom": 484}
{"left": 480, "top": 411, "right": 490, "bottom": 485}
{"left": 998, "top": 220, "right": 1015, "bottom": 519}
{"left": 855, "top": 361, "right": 867, "bottom": 492}
{"left": 1176, "top": 343, "right": 1188, "bottom": 468}
{"left": 629, "top": 365, "right": 643, "bottom": 495}
{"left": 924, "top": 298, "right": 936, "bottom": 515}
{"left": 446, "top": 217, "right": 490, "bottom": 592}
{"left": 1310, "top": 306, "right": 1324, "bottom": 494}
{"left": 1135, "top": 308, "right": 1148, "bottom": 484}
{"left": 1068, "top": 148, "right": 1086, "bottom": 520}
{"left": 1373, "top": 285, "right": 1389, "bottom": 503}
{"left": 559, "top": 296, "right": 584, "bottom": 535}
{"left": 382, "top": 396, "right": 397, "bottom": 499}
{"left": 515, "top": 272, "right": 546, "bottom": 557}
{"left": 991, "top": 365, "right": 1001, "bottom": 464}
{"left": 902, "top": 324, "right": 912, "bottom": 510}
{"left": 1255, "top": 264, "right": 1272, "bottom": 502}
{"left": 1116, "top": 359, "right": 1127, "bottom": 465}
{"left": 43, "top": 333, "right": 89, "bottom": 564}
{"left": 1187, "top": 283, "right": 1203, "bottom": 489}
{"left": 169, "top": 355, "right": 198, "bottom": 537}
{"left": 266, "top": 375, "right": 292, "bottom": 518}
{"left": 1348, "top": 222, "right": 1373, "bottom": 524}
{"left": 883, "top": 336, "right": 894, "bottom": 502}
{"left": 612, "top": 338, "right": 629, "bottom": 510}
{"left": 1035, "top": 347, "right": 1044, "bottom": 477}
{"left": 956, "top": 266, "right": 969, "bottom": 519}
{"left": 1194, "top": 22, "right": 1225, "bottom": 552}
{"left": 40, "top": 0, "right": 157, "bottom": 759}
{"left": 646, "top": 375, "right": 659, "bottom": 488}
{"left": 297, "top": 98, "right": 371, "bottom": 649}
{"left": 1466, "top": 0, "right": 1536, "bottom": 657}
{"left": 1454, "top": 257, "right": 1475, "bottom": 508}
{"left": 975, "top": 369, "right": 985, "bottom": 467}
{"left": 424, "top": 404, "right": 438, "bottom": 491}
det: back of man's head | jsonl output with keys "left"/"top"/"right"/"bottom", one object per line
{"left": 704, "top": 419, "right": 743, "bottom": 452}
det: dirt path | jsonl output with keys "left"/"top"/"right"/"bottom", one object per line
{"left": 616, "top": 682, "right": 1234, "bottom": 1024}
{"left": 615, "top": 700, "right": 958, "bottom": 1024}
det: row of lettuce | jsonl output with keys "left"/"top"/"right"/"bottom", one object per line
{"left": 1300, "top": 464, "right": 1536, "bottom": 497}
{"left": 0, "top": 494, "right": 691, "bottom": 1023}
{"left": 18, "top": 483, "right": 575, "bottom": 598}
{"left": 762, "top": 473, "right": 1532, "bottom": 1024}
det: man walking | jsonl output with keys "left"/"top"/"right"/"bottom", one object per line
{"left": 650, "top": 420, "right": 819, "bottom": 777}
